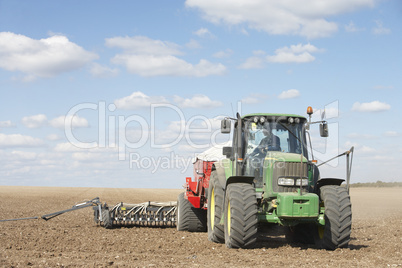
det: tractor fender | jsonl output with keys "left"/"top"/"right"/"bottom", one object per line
{"left": 213, "top": 164, "right": 254, "bottom": 189}
{"left": 315, "top": 178, "right": 345, "bottom": 195}
{"left": 225, "top": 176, "right": 254, "bottom": 188}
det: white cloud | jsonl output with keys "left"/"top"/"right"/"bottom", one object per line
{"left": 106, "top": 35, "right": 225, "bottom": 77}
{"left": 239, "top": 44, "right": 322, "bottom": 68}
{"left": 0, "top": 120, "right": 14, "bottom": 128}
{"left": 53, "top": 143, "right": 117, "bottom": 158}
{"left": 49, "top": 115, "right": 89, "bottom": 129}
{"left": 174, "top": 94, "right": 223, "bottom": 108}
{"left": 114, "top": 91, "right": 168, "bottom": 110}
{"left": 21, "top": 114, "right": 48, "bottom": 128}
{"left": 0, "top": 133, "right": 44, "bottom": 148}
{"left": 20, "top": 74, "right": 37, "bottom": 82}
{"left": 239, "top": 50, "right": 267, "bottom": 69}
{"left": 373, "top": 85, "right": 393, "bottom": 90}
{"left": 11, "top": 150, "right": 37, "bottom": 160}
{"left": 344, "top": 141, "right": 376, "bottom": 156}
{"left": 54, "top": 142, "right": 82, "bottom": 152}
{"left": 344, "top": 21, "right": 365, "bottom": 32}
{"left": 213, "top": 49, "right": 233, "bottom": 59}
{"left": 352, "top": 101, "right": 390, "bottom": 112}
{"left": 193, "top": 28, "right": 214, "bottom": 38}
{"left": 154, "top": 116, "right": 227, "bottom": 148}
{"left": 114, "top": 91, "right": 223, "bottom": 110}
{"left": 241, "top": 93, "right": 268, "bottom": 104}
{"left": 46, "top": 134, "right": 63, "bottom": 141}
{"left": 186, "top": 39, "right": 202, "bottom": 49}
{"left": 360, "top": 145, "right": 376, "bottom": 154}
{"left": 70, "top": 147, "right": 118, "bottom": 162}
{"left": 90, "top": 63, "right": 119, "bottom": 78}
{"left": 72, "top": 152, "right": 97, "bottom": 162}
{"left": 0, "top": 32, "right": 98, "bottom": 78}
{"left": 384, "top": 131, "right": 400, "bottom": 137}
{"left": 267, "top": 43, "right": 320, "bottom": 63}
{"left": 106, "top": 35, "right": 182, "bottom": 56}
{"left": 186, "top": 0, "right": 375, "bottom": 39}
{"left": 372, "top": 20, "right": 391, "bottom": 35}
{"left": 240, "top": 28, "right": 249, "bottom": 35}
{"left": 111, "top": 53, "right": 226, "bottom": 77}
{"left": 239, "top": 56, "right": 265, "bottom": 69}
{"left": 278, "top": 89, "right": 300, "bottom": 99}
{"left": 347, "top": 133, "right": 377, "bottom": 139}
{"left": 21, "top": 114, "right": 88, "bottom": 129}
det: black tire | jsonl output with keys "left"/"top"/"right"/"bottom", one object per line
{"left": 224, "top": 183, "right": 258, "bottom": 249}
{"left": 102, "top": 208, "right": 113, "bottom": 229}
{"left": 176, "top": 192, "right": 207, "bottom": 232}
{"left": 207, "top": 171, "right": 225, "bottom": 243}
{"left": 315, "top": 185, "right": 352, "bottom": 250}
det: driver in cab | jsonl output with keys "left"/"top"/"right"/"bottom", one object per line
{"left": 250, "top": 128, "right": 281, "bottom": 158}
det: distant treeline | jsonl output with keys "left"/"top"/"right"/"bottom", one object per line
{"left": 350, "top": 181, "right": 402, "bottom": 188}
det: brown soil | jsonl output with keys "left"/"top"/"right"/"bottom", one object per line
{"left": 0, "top": 186, "right": 401, "bottom": 267}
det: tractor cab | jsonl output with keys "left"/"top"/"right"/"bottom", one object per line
{"left": 222, "top": 114, "right": 309, "bottom": 193}
{"left": 241, "top": 114, "right": 307, "bottom": 188}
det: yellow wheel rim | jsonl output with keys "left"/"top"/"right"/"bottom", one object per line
{"left": 210, "top": 188, "right": 215, "bottom": 230}
{"left": 227, "top": 201, "right": 231, "bottom": 236}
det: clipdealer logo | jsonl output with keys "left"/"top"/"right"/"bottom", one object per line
{"left": 63, "top": 100, "right": 339, "bottom": 171}
{"left": 64, "top": 102, "right": 231, "bottom": 162}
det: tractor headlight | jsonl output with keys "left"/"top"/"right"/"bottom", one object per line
{"left": 260, "top": 116, "right": 265, "bottom": 123}
{"left": 253, "top": 116, "right": 259, "bottom": 123}
{"left": 295, "top": 118, "right": 300, "bottom": 124}
{"left": 288, "top": 117, "right": 294, "bottom": 124}
{"left": 295, "top": 178, "right": 309, "bottom": 186}
{"left": 278, "top": 178, "right": 295, "bottom": 186}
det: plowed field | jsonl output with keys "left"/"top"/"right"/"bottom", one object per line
{"left": 0, "top": 186, "right": 401, "bottom": 267}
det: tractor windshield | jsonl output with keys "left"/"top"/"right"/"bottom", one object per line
{"left": 242, "top": 118, "right": 307, "bottom": 186}
{"left": 244, "top": 119, "right": 306, "bottom": 157}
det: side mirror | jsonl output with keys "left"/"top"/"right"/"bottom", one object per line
{"left": 221, "top": 119, "right": 231, "bottom": 134}
{"left": 320, "top": 122, "right": 329, "bottom": 137}
{"left": 222, "top": 146, "right": 232, "bottom": 158}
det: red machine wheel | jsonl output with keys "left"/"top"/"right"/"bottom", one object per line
{"left": 176, "top": 192, "right": 207, "bottom": 232}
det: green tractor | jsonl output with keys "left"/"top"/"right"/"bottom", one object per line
{"left": 207, "top": 108, "right": 353, "bottom": 250}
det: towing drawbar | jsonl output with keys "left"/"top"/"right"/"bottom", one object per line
{"left": 0, "top": 197, "right": 177, "bottom": 228}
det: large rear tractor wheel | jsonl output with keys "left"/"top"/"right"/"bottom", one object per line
{"left": 176, "top": 192, "right": 207, "bottom": 232}
{"left": 207, "top": 171, "right": 225, "bottom": 243}
{"left": 315, "top": 185, "right": 352, "bottom": 250}
{"left": 224, "top": 183, "right": 258, "bottom": 249}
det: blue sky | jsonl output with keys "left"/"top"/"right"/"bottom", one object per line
{"left": 0, "top": 0, "right": 401, "bottom": 188}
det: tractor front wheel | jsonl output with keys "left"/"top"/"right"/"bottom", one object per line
{"left": 224, "top": 183, "right": 258, "bottom": 249}
{"left": 315, "top": 185, "right": 352, "bottom": 250}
